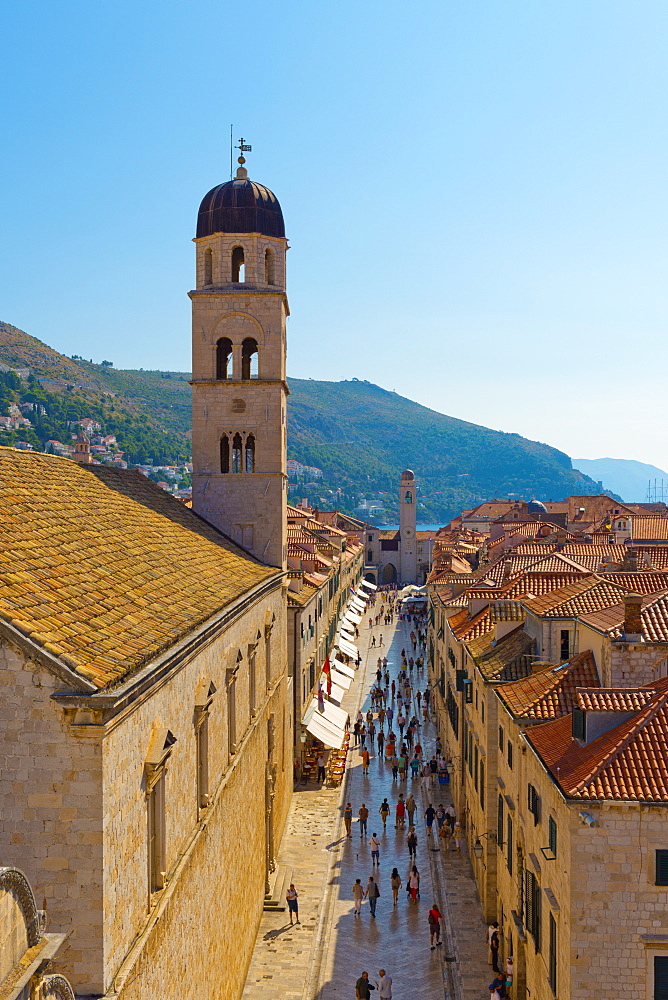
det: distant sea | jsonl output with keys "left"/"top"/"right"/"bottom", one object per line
{"left": 378, "top": 523, "right": 443, "bottom": 531}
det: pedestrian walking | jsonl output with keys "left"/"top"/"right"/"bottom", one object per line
{"left": 424, "top": 803, "right": 436, "bottom": 834}
{"left": 355, "top": 971, "right": 375, "bottom": 998}
{"left": 390, "top": 868, "right": 402, "bottom": 906}
{"left": 407, "top": 827, "right": 418, "bottom": 859}
{"left": 386, "top": 705, "right": 393, "bottom": 727}
{"left": 370, "top": 832, "right": 380, "bottom": 865}
{"left": 505, "top": 957, "right": 514, "bottom": 990}
{"left": 408, "top": 865, "right": 420, "bottom": 902}
{"left": 438, "top": 822, "right": 450, "bottom": 850}
{"left": 453, "top": 820, "right": 463, "bottom": 852}
{"left": 488, "top": 973, "right": 508, "bottom": 998}
{"left": 379, "top": 798, "right": 390, "bottom": 828}
{"left": 366, "top": 876, "right": 380, "bottom": 917}
{"left": 377, "top": 729, "right": 385, "bottom": 753}
{"left": 360, "top": 726, "right": 367, "bottom": 749}
{"left": 359, "top": 803, "right": 369, "bottom": 838}
{"left": 428, "top": 904, "right": 443, "bottom": 948}
{"left": 379, "top": 634, "right": 384, "bottom": 647}
{"left": 286, "top": 883, "right": 300, "bottom": 924}
{"left": 352, "top": 879, "right": 364, "bottom": 916}
{"left": 398, "top": 713, "right": 406, "bottom": 736}
{"left": 317, "top": 755, "right": 326, "bottom": 783}
{"left": 445, "top": 804, "right": 456, "bottom": 833}
{"left": 353, "top": 721, "right": 361, "bottom": 746}
{"left": 406, "top": 793, "right": 417, "bottom": 828}
{"left": 377, "top": 970, "right": 393, "bottom": 999}
{"left": 391, "top": 755, "right": 399, "bottom": 780}
{"left": 344, "top": 802, "right": 353, "bottom": 838}
{"left": 361, "top": 747, "right": 370, "bottom": 775}
{"left": 371, "top": 635, "right": 376, "bottom": 647}
{"left": 395, "top": 795, "right": 406, "bottom": 828}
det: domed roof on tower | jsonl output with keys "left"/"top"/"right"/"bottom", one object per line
{"left": 527, "top": 498, "right": 548, "bottom": 514}
{"left": 401, "top": 469, "right": 415, "bottom": 482}
{"left": 196, "top": 140, "right": 285, "bottom": 240}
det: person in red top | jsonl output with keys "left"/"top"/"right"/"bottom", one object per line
{"left": 395, "top": 795, "right": 406, "bottom": 829}
{"left": 428, "top": 905, "right": 443, "bottom": 949}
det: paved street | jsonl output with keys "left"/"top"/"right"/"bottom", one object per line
{"left": 242, "top": 603, "right": 491, "bottom": 1000}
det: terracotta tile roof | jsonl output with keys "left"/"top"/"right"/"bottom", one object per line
{"left": 496, "top": 650, "right": 599, "bottom": 720}
{"left": 472, "top": 552, "right": 591, "bottom": 587}
{"left": 472, "top": 625, "right": 534, "bottom": 681}
{"left": 0, "top": 448, "right": 278, "bottom": 690}
{"left": 576, "top": 687, "right": 654, "bottom": 712}
{"left": 630, "top": 516, "right": 668, "bottom": 541}
{"left": 599, "top": 572, "right": 668, "bottom": 594}
{"left": 454, "top": 601, "right": 525, "bottom": 642}
{"left": 523, "top": 577, "right": 629, "bottom": 618}
{"left": 578, "top": 589, "right": 668, "bottom": 642}
{"left": 526, "top": 681, "right": 668, "bottom": 801}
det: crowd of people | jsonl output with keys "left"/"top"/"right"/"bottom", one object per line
{"left": 289, "top": 587, "right": 502, "bottom": 999}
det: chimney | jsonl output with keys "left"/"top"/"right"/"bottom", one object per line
{"left": 622, "top": 594, "right": 643, "bottom": 640}
{"left": 502, "top": 559, "right": 512, "bottom": 582}
{"left": 621, "top": 548, "right": 638, "bottom": 572}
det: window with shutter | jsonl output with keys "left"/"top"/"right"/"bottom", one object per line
{"left": 507, "top": 740, "right": 513, "bottom": 770}
{"left": 499, "top": 725, "right": 504, "bottom": 751}
{"left": 497, "top": 794, "right": 504, "bottom": 847}
{"left": 548, "top": 913, "right": 557, "bottom": 992}
{"left": 656, "top": 850, "right": 668, "bottom": 886}
{"left": 549, "top": 816, "right": 558, "bottom": 857}
{"left": 479, "top": 759, "right": 485, "bottom": 809}
{"left": 506, "top": 815, "right": 513, "bottom": 875}
{"left": 655, "top": 956, "right": 668, "bottom": 1000}
{"left": 572, "top": 707, "right": 586, "bottom": 741}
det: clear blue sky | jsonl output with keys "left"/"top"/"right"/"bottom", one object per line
{"left": 2, "top": 1, "right": 668, "bottom": 470}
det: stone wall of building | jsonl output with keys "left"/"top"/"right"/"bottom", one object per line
{"left": 0, "top": 639, "right": 104, "bottom": 992}
{"left": 0, "top": 582, "right": 292, "bottom": 1000}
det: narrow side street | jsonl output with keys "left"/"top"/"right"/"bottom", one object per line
{"left": 242, "top": 605, "right": 490, "bottom": 1000}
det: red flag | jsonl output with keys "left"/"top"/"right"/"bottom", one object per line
{"left": 322, "top": 657, "right": 332, "bottom": 695}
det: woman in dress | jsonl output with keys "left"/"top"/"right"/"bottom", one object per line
{"left": 390, "top": 867, "right": 402, "bottom": 906}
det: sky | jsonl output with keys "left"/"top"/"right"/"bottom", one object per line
{"left": 2, "top": 1, "right": 668, "bottom": 471}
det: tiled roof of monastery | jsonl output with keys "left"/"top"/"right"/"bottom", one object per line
{"left": 0, "top": 449, "right": 278, "bottom": 690}
{"left": 495, "top": 650, "right": 599, "bottom": 720}
{"left": 526, "top": 681, "right": 668, "bottom": 801}
{"left": 578, "top": 590, "right": 668, "bottom": 642}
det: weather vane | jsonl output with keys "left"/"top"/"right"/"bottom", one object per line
{"left": 236, "top": 137, "right": 252, "bottom": 164}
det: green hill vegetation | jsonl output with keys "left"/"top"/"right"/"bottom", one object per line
{"left": 0, "top": 322, "right": 598, "bottom": 521}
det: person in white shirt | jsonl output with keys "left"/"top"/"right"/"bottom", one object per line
{"left": 377, "top": 970, "right": 392, "bottom": 998}
{"left": 369, "top": 833, "right": 380, "bottom": 865}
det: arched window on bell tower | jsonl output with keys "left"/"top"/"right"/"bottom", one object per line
{"left": 265, "top": 248, "right": 275, "bottom": 285}
{"left": 405, "top": 491, "right": 413, "bottom": 503}
{"left": 231, "top": 246, "right": 245, "bottom": 282}
{"left": 203, "top": 247, "right": 213, "bottom": 286}
{"left": 241, "top": 338, "right": 258, "bottom": 379}
{"left": 245, "top": 434, "right": 255, "bottom": 473}
{"left": 232, "top": 433, "right": 243, "bottom": 473}
{"left": 216, "top": 338, "right": 233, "bottom": 380}
{"left": 220, "top": 435, "right": 230, "bottom": 473}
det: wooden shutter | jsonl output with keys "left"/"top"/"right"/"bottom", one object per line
{"left": 656, "top": 850, "right": 668, "bottom": 886}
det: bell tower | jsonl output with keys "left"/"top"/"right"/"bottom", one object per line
{"left": 189, "top": 146, "right": 288, "bottom": 569}
{"left": 399, "top": 469, "right": 418, "bottom": 584}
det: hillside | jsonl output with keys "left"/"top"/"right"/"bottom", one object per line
{"left": 0, "top": 322, "right": 599, "bottom": 520}
{"left": 573, "top": 457, "right": 668, "bottom": 503}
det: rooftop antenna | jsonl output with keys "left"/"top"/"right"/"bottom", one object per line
{"left": 235, "top": 136, "right": 252, "bottom": 178}
{"left": 229, "top": 124, "right": 233, "bottom": 180}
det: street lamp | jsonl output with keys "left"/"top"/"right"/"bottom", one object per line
{"left": 472, "top": 832, "right": 496, "bottom": 859}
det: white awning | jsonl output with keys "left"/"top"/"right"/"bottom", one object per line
{"left": 344, "top": 610, "right": 362, "bottom": 626}
{"left": 338, "top": 637, "right": 359, "bottom": 659}
{"left": 321, "top": 698, "right": 349, "bottom": 729}
{"left": 331, "top": 657, "right": 355, "bottom": 679}
{"left": 350, "top": 597, "right": 366, "bottom": 614}
{"left": 330, "top": 667, "right": 352, "bottom": 690}
{"left": 339, "top": 626, "right": 355, "bottom": 641}
{"left": 306, "top": 715, "right": 345, "bottom": 750}
{"left": 360, "top": 579, "right": 378, "bottom": 591}
{"left": 327, "top": 682, "right": 346, "bottom": 705}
